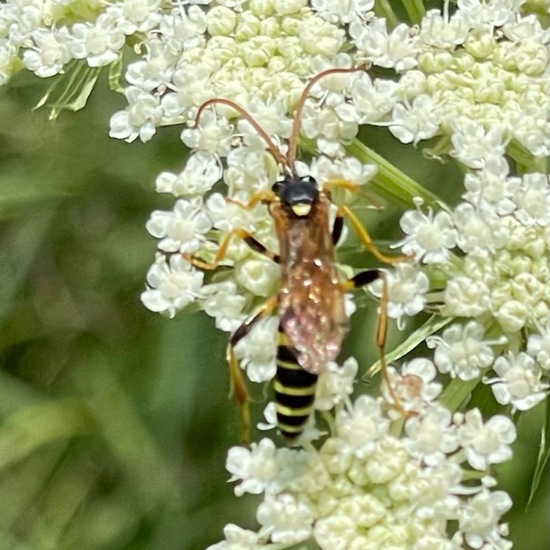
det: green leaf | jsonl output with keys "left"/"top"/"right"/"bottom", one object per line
{"left": 34, "top": 61, "right": 101, "bottom": 120}
{"left": 0, "top": 399, "right": 93, "bottom": 471}
{"left": 366, "top": 314, "right": 454, "bottom": 377}
{"left": 0, "top": 209, "right": 57, "bottom": 321}
{"left": 108, "top": 56, "right": 124, "bottom": 94}
{"left": 347, "top": 139, "right": 442, "bottom": 208}
{"left": 439, "top": 377, "right": 481, "bottom": 413}
{"left": 527, "top": 398, "right": 550, "bottom": 509}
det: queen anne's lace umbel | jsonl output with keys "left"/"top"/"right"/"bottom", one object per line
{"left": 2, "top": 0, "right": 549, "bottom": 547}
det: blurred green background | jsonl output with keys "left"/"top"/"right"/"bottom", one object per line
{"left": 0, "top": 72, "right": 547, "bottom": 550}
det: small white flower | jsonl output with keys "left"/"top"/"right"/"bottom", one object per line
{"left": 70, "top": 14, "right": 125, "bottom": 67}
{"left": 511, "top": 172, "right": 550, "bottom": 227}
{"left": 405, "top": 405, "right": 460, "bottom": 466}
{"left": 107, "top": 0, "right": 162, "bottom": 35}
{"left": 386, "top": 358, "right": 442, "bottom": 412}
{"left": 453, "top": 202, "right": 506, "bottom": 253}
{"left": 419, "top": 9, "right": 470, "bottom": 48}
{"left": 226, "top": 438, "right": 280, "bottom": 496}
{"left": 487, "top": 352, "right": 549, "bottom": 411}
{"left": 256, "top": 493, "right": 314, "bottom": 544}
{"left": 458, "top": 489, "right": 513, "bottom": 550}
{"left": 235, "top": 258, "right": 280, "bottom": 297}
{"left": 444, "top": 275, "right": 491, "bottom": 318}
{"left": 224, "top": 146, "right": 278, "bottom": 195}
{"left": 22, "top": 27, "right": 72, "bottom": 77}
{"left": 427, "top": 321, "right": 500, "bottom": 381}
{"left": 371, "top": 264, "right": 429, "bottom": 321}
{"left": 389, "top": 95, "right": 441, "bottom": 145}
{"left": 457, "top": 409, "right": 516, "bottom": 470}
{"left": 315, "top": 356, "right": 358, "bottom": 411}
{"left": 141, "top": 254, "right": 204, "bottom": 317}
{"left": 311, "top": 0, "right": 375, "bottom": 25}
{"left": 181, "top": 109, "right": 234, "bottom": 157}
{"left": 527, "top": 321, "right": 550, "bottom": 372}
{"left": 200, "top": 281, "right": 246, "bottom": 333}
{"left": 206, "top": 524, "right": 261, "bottom": 550}
{"left": 398, "top": 206, "right": 457, "bottom": 263}
{"left": 353, "top": 19, "right": 420, "bottom": 72}
{"left": 234, "top": 316, "right": 277, "bottom": 383}
{"left": 364, "top": 437, "right": 410, "bottom": 484}
{"left": 109, "top": 87, "right": 163, "bottom": 142}
{"left": 450, "top": 121, "right": 506, "bottom": 169}
{"left": 343, "top": 71, "right": 398, "bottom": 124}
{"left": 146, "top": 197, "right": 212, "bottom": 254}
{"left": 306, "top": 155, "right": 377, "bottom": 188}
{"left": 155, "top": 153, "right": 222, "bottom": 197}
{"left": 335, "top": 395, "right": 389, "bottom": 459}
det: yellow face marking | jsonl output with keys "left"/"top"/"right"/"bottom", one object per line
{"left": 291, "top": 203, "right": 312, "bottom": 217}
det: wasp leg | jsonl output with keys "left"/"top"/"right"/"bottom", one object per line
{"left": 324, "top": 179, "right": 407, "bottom": 264}
{"left": 183, "top": 227, "right": 279, "bottom": 270}
{"left": 226, "top": 189, "right": 276, "bottom": 209}
{"left": 341, "top": 270, "right": 409, "bottom": 416}
{"left": 227, "top": 296, "right": 278, "bottom": 443}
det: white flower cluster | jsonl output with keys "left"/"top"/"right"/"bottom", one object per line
{"left": 209, "top": 388, "right": 516, "bottom": 549}
{"left": 347, "top": 2, "right": 550, "bottom": 158}
{"left": 398, "top": 147, "right": 550, "bottom": 412}
{"left": 4, "top": 0, "right": 548, "bottom": 157}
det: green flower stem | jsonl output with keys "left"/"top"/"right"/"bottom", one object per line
{"left": 439, "top": 377, "right": 481, "bottom": 413}
{"left": 347, "top": 139, "right": 441, "bottom": 208}
{"left": 373, "top": 0, "right": 400, "bottom": 28}
{"left": 35, "top": 60, "right": 100, "bottom": 120}
{"left": 507, "top": 139, "right": 549, "bottom": 174}
{"left": 400, "top": 0, "right": 426, "bottom": 24}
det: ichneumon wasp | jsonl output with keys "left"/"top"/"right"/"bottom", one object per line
{"left": 186, "top": 67, "right": 407, "bottom": 443}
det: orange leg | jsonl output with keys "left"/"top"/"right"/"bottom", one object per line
{"left": 227, "top": 295, "right": 278, "bottom": 443}
{"left": 324, "top": 178, "right": 409, "bottom": 264}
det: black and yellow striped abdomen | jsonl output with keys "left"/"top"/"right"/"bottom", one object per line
{"left": 274, "top": 335, "right": 318, "bottom": 441}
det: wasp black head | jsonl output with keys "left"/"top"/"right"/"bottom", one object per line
{"left": 272, "top": 175, "right": 319, "bottom": 217}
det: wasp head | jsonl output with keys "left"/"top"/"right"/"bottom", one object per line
{"left": 272, "top": 175, "right": 319, "bottom": 217}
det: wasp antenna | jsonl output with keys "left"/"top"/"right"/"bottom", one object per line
{"left": 287, "top": 66, "right": 367, "bottom": 171}
{"left": 193, "top": 98, "right": 288, "bottom": 168}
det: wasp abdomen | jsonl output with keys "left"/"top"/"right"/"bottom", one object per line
{"left": 274, "top": 342, "right": 317, "bottom": 441}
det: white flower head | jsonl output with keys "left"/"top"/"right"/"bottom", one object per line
{"left": 140, "top": 254, "right": 203, "bottom": 317}
{"left": 256, "top": 493, "right": 314, "bottom": 544}
{"left": 206, "top": 524, "right": 261, "bottom": 550}
{"left": 200, "top": 281, "right": 246, "bottom": 333}
{"left": 234, "top": 316, "right": 278, "bottom": 383}
{"left": 450, "top": 122, "right": 506, "bottom": 169}
{"left": 427, "top": 321, "right": 503, "bottom": 381}
{"left": 70, "top": 14, "right": 126, "bottom": 67}
{"left": 486, "top": 352, "right": 549, "bottom": 411}
{"left": 146, "top": 196, "right": 212, "bottom": 254}
{"left": 527, "top": 320, "right": 550, "bottom": 372}
{"left": 457, "top": 409, "right": 516, "bottom": 471}
{"left": 226, "top": 438, "right": 280, "bottom": 497}
{"left": 335, "top": 395, "right": 390, "bottom": 459}
{"left": 155, "top": 153, "right": 222, "bottom": 197}
{"left": 385, "top": 358, "right": 442, "bottom": 415}
{"left": 315, "top": 356, "right": 358, "bottom": 411}
{"left": 405, "top": 405, "right": 460, "bottom": 466}
{"left": 370, "top": 264, "right": 429, "bottom": 322}
{"left": 458, "top": 489, "right": 513, "bottom": 550}
{"left": 398, "top": 205, "right": 457, "bottom": 263}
